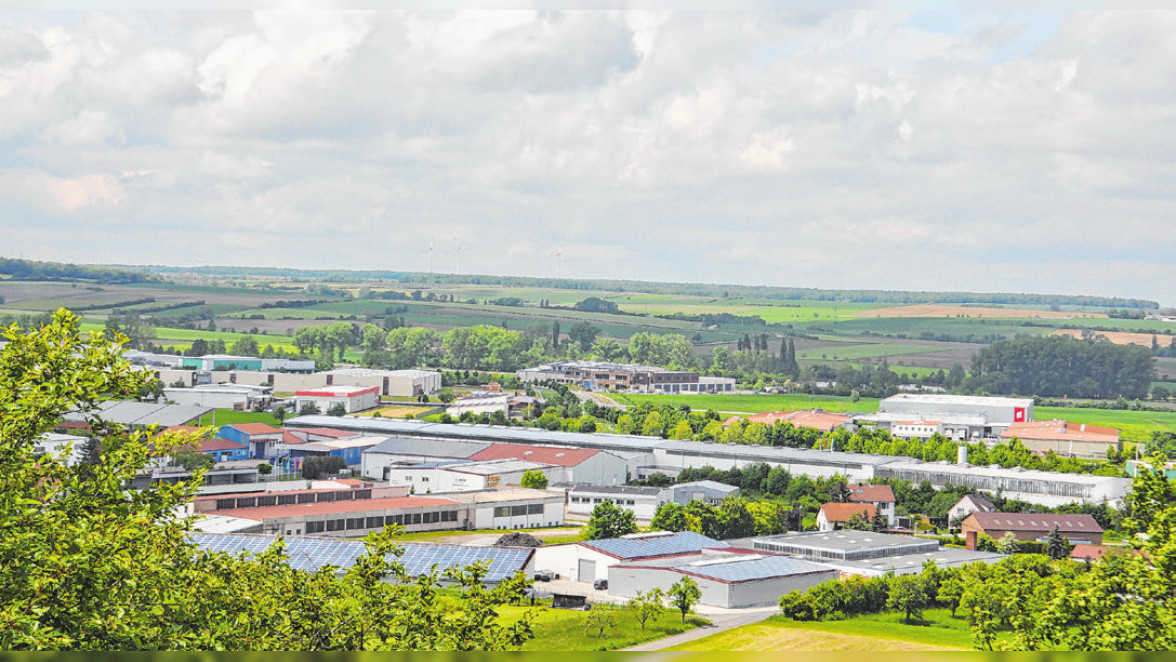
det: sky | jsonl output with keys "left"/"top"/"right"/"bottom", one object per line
{"left": 0, "top": 10, "right": 1173, "bottom": 304}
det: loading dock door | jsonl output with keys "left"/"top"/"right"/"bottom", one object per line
{"left": 577, "top": 559, "right": 596, "bottom": 582}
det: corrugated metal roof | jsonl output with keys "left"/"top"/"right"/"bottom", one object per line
{"left": 64, "top": 401, "right": 213, "bottom": 427}
{"left": 364, "top": 436, "right": 491, "bottom": 459}
{"left": 673, "top": 553, "right": 835, "bottom": 583}
{"left": 581, "top": 531, "right": 728, "bottom": 560}
{"left": 191, "top": 533, "right": 532, "bottom": 581}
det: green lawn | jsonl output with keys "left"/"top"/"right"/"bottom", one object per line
{"left": 500, "top": 603, "right": 706, "bottom": 651}
{"left": 617, "top": 393, "right": 880, "bottom": 414}
{"left": 670, "top": 608, "right": 986, "bottom": 651}
{"left": 195, "top": 409, "right": 282, "bottom": 427}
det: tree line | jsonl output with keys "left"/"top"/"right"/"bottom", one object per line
{"left": 970, "top": 335, "right": 1154, "bottom": 399}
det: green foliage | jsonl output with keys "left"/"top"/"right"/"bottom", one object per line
{"left": 972, "top": 334, "right": 1154, "bottom": 399}
{"left": 886, "top": 575, "right": 929, "bottom": 624}
{"left": 668, "top": 576, "right": 702, "bottom": 622}
{"left": 627, "top": 588, "right": 666, "bottom": 631}
{"left": 581, "top": 604, "right": 618, "bottom": 639}
{"left": 583, "top": 500, "right": 638, "bottom": 540}
{"left": 173, "top": 447, "right": 214, "bottom": 471}
{"left": 520, "top": 469, "right": 549, "bottom": 489}
{"left": 327, "top": 402, "right": 347, "bottom": 417}
{"left": 301, "top": 455, "right": 347, "bottom": 479}
{"left": 0, "top": 309, "right": 536, "bottom": 650}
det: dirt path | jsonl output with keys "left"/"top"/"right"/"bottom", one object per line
{"left": 622, "top": 609, "right": 778, "bottom": 651}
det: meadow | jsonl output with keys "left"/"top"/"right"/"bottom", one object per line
{"left": 795, "top": 342, "right": 945, "bottom": 361}
{"left": 504, "top": 604, "right": 707, "bottom": 651}
{"left": 667, "top": 609, "right": 979, "bottom": 651}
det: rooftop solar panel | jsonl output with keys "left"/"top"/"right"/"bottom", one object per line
{"left": 583, "top": 531, "right": 728, "bottom": 559}
{"left": 673, "top": 555, "right": 833, "bottom": 582}
{"left": 190, "top": 533, "right": 531, "bottom": 582}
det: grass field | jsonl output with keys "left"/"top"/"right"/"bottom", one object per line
{"left": 194, "top": 410, "right": 282, "bottom": 427}
{"left": 668, "top": 609, "right": 980, "bottom": 651}
{"left": 616, "top": 393, "right": 880, "bottom": 414}
{"left": 358, "top": 406, "right": 437, "bottom": 419}
{"left": 1036, "top": 406, "right": 1176, "bottom": 443}
{"left": 855, "top": 304, "right": 1104, "bottom": 320}
{"left": 503, "top": 604, "right": 706, "bottom": 651}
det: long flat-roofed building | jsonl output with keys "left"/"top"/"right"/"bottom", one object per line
{"left": 744, "top": 529, "right": 1005, "bottom": 576}
{"left": 518, "top": 360, "right": 734, "bottom": 394}
{"left": 863, "top": 394, "right": 1035, "bottom": 440}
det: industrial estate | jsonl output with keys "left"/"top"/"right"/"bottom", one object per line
{"left": 5, "top": 258, "right": 1175, "bottom": 651}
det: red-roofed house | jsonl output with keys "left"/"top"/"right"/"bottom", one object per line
{"left": 724, "top": 410, "right": 850, "bottom": 433}
{"left": 847, "top": 484, "right": 896, "bottom": 525}
{"left": 1001, "top": 420, "right": 1121, "bottom": 459}
{"left": 817, "top": 502, "right": 878, "bottom": 531}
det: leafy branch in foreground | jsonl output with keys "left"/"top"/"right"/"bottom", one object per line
{"left": 0, "top": 309, "right": 535, "bottom": 650}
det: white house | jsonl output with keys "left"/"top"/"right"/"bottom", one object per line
{"left": 847, "top": 483, "right": 897, "bottom": 525}
{"left": 566, "top": 485, "right": 670, "bottom": 520}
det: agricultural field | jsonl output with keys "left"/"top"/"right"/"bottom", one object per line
{"left": 854, "top": 304, "right": 1105, "bottom": 319}
{"left": 1051, "top": 328, "right": 1176, "bottom": 348}
{"left": 1035, "top": 406, "right": 1176, "bottom": 444}
{"left": 667, "top": 609, "right": 978, "bottom": 651}
{"left": 795, "top": 342, "right": 945, "bottom": 361}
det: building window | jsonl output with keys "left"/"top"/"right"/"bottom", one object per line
{"left": 511, "top": 505, "right": 527, "bottom": 517}
{"left": 528, "top": 503, "right": 543, "bottom": 515}
{"left": 412, "top": 513, "right": 422, "bottom": 525}
{"left": 494, "top": 506, "right": 511, "bottom": 518}
{"left": 278, "top": 494, "right": 296, "bottom": 505}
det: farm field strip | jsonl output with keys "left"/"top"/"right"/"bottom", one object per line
{"left": 795, "top": 343, "right": 943, "bottom": 361}
{"left": 854, "top": 304, "right": 1107, "bottom": 319}
{"left": 1051, "top": 328, "right": 1176, "bottom": 347}
{"left": 1035, "top": 406, "right": 1176, "bottom": 443}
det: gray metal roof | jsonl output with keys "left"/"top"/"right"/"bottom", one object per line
{"left": 655, "top": 439, "right": 897, "bottom": 469}
{"left": 820, "top": 546, "right": 1006, "bottom": 576}
{"left": 673, "top": 480, "right": 740, "bottom": 494}
{"left": 191, "top": 533, "right": 532, "bottom": 581}
{"left": 364, "top": 436, "right": 491, "bottom": 459}
{"left": 64, "top": 400, "right": 212, "bottom": 427}
{"left": 582, "top": 531, "right": 728, "bottom": 559}
{"left": 665, "top": 553, "right": 836, "bottom": 583}
{"left": 569, "top": 484, "right": 666, "bottom": 497}
{"left": 286, "top": 416, "right": 665, "bottom": 452}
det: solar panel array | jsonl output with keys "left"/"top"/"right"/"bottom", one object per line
{"left": 191, "top": 533, "right": 531, "bottom": 581}
{"left": 674, "top": 554, "right": 834, "bottom": 583}
{"left": 584, "top": 531, "right": 728, "bottom": 560}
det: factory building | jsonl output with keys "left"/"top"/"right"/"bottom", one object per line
{"left": 744, "top": 530, "right": 1005, "bottom": 576}
{"left": 863, "top": 394, "right": 1035, "bottom": 440}
{"left": 162, "top": 383, "right": 272, "bottom": 410}
{"left": 517, "top": 361, "right": 734, "bottom": 394}
{"left": 609, "top": 551, "right": 839, "bottom": 608}
{"left": 382, "top": 459, "right": 562, "bottom": 493}
{"left": 295, "top": 385, "right": 380, "bottom": 414}
{"left": 180, "top": 355, "right": 316, "bottom": 372}
{"left": 532, "top": 531, "right": 729, "bottom": 583}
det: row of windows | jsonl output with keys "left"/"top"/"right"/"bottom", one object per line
{"left": 570, "top": 497, "right": 637, "bottom": 506}
{"left": 492, "top": 504, "right": 545, "bottom": 518}
{"left": 216, "top": 489, "right": 371, "bottom": 511}
{"left": 303, "top": 510, "right": 459, "bottom": 533}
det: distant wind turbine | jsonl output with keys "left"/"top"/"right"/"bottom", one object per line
{"left": 452, "top": 233, "right": 464, "bottom": 274}
{"left": 550, "top": 244, "right": 563, "bottom": 279}
{"left": 420, "top": 240, "right": 435, "bottom": 274}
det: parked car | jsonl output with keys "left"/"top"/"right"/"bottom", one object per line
{"left": 593, "top": 579, "right": 608, "bottom": 590}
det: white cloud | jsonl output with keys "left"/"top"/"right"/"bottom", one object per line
{"left": 1, "top": 10, "right": 1173, "bottom": 304}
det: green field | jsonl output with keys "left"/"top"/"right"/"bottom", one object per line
{"left": 667, "top": 609, "right": 979, "bottom": 651}
{"left": 194, "top": 410, "right": 282, "bottom": 427}
{"left": 616, "top": 393, "right": 880, "bottom": 414}
{"left": 1036, "top": 406, "right": 1176, "bottom": 444}
{"left": 503, "top": 604, "right": 706, "bottom": 651}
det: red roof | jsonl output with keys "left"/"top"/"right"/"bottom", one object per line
{"left": 468, "top": 443, "right": 599, "bottom": 466}
{"left": 282, "top": 431, "right": 307, "bottom": 445}
{"left": 724, "top": 410, "right": 849, "bottom": 432}
{"left": 819, "top": 502, "right": 877, "bottom": 522}
{"left": 847, "top": 484, "right": 895, "bottom": 504}
{"left": 194, "top": 437, "right": 248, "bottom": 453}
{"left": 192, "top": 485, "right": 371, "bottom": 504}
{"left": 1069, "top": 544, "right": 1140, "bottom": 561}
{"left": 287, "top": 427, "right": 359, "bottom": 439}
{"left": 1001, "top": 420, "right": 1119, "bottom": 444}
{"left": 965, "top": 512, "right": 1103, "bottom": 534}
{"left": 226, "top": 495, "right": 461, "bottom": 521}
{"left": 227, "top": 423, "right": 281, "bottom": 435}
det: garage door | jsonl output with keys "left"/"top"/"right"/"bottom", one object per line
{"left": 577, "top": 559, "right": 595, "bottom": 583}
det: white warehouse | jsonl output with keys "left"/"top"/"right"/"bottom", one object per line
{"left": 295, "top": 385, "right": 380, "bottom": 414}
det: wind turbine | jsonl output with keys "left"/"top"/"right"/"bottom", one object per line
{"left": 550, "top": 244, "right": 563, "bottom": 279}
{"left": 452, "top": 233, "right": 464, "bottom": 274}
{"left": 420, "top": 240, "right": 435, "bottom": 274}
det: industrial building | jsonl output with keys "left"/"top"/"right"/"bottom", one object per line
{"left": 960, "top": 512, "right": 1104, "bottom": 545}
{"left": 744, "top": 530, "right": 1005, "bottom": 576}
{"left": 34, "top": 433, "right": 88, "bottom": 466}
{"left": 609, "top": 551, "right": 839, "bottom": 608}
{"left": 861, "top": 394, "right": 1035, "bottom": 440}
{"left": 446, "top": 393, "right": 539, "bottom": 419}
{"left": 383, "top": 459, "right": 561, "bottom": 493}
{"left": 531, "top": 531, "right": 729, "bottom": 583}
{"left": 180, "top": 354, "right": 316, "bottom": 372}
{"left": 439, "top": 488, "right": 566, "bottom": 529}
{"left": 60, "top": 401, "right": 212, "bottom": 432}
{"left": 287, "top": 435, "right": 389, "bottom": 466}
{"left": 295, "top": 385, "right": 380, "bottom": 414}
{"left": 566, "top": 485, "right": 671, "bottom": 520}
{"left": 286, "top": 416, "right": 1131, "bottom": 507}
{"left": 1000, "top": 420, "right": 1121, "bottom": 459}
{"left": 162, "top": 383, "right": 272, "bottom": 410}
{"left": 220, "top": 423, "right": 285, "bottom": 460}
{"left": 517, "top": 361, "right": 735, "bottom": 394}
{"left": 322, "top": 368, "right": 441, "bottom": 397}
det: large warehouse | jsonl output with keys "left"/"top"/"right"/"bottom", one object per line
{"left": 295, "top": 385, "right": 380, "bottom": 413}
{"left": 531, "top": 531, "right": 728, "bottom": 583}
{"left": 863, "top": 394, "right": 1035, "bottom": 440}
{"left": 609, "top": 551, "right": 839, "bottom": 608}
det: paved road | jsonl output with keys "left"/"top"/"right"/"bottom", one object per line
{"left": 622, "top": 607, "right": 779, "bottom": 651}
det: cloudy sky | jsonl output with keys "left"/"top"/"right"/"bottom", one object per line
{"left": 1, "top": 10, "right": 1173, "bottom": 304}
